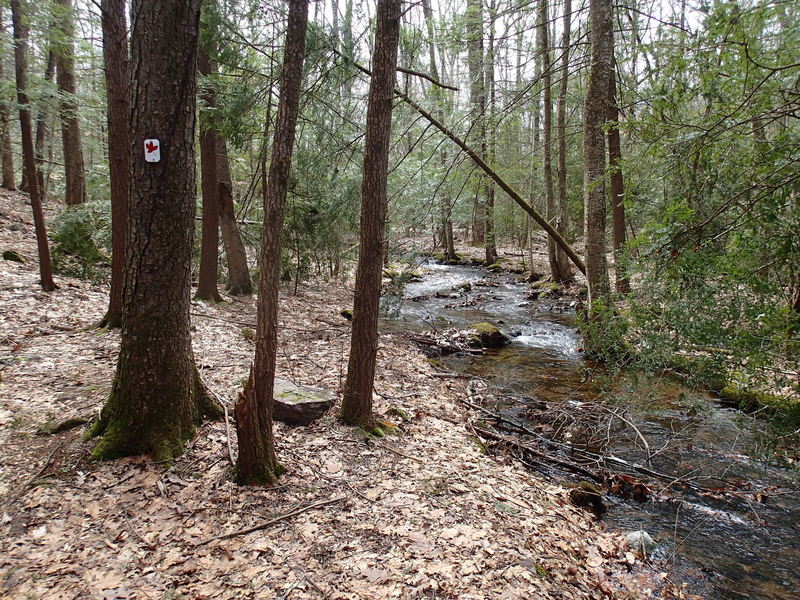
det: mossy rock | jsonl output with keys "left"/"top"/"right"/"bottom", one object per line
{"left": 467, "top": 322, "right": 511, "bottom": 348}
{"left": 568, "top": 481, "right": 606, "bottom": 513}
{"left": 3, "top": 249, "right": 26, "bottom": 263}
{"left": 273, "top": 378, "right": 336, "bottom": 426}
{"left": 486, "top": 262, "right": 504, "bottom": 273}
{"left": 339, "top": 309, "right": 353, "bottom": 321}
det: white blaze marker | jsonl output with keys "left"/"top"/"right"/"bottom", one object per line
{"left": 144, "top": 139, "right": 161, "bottom": 162}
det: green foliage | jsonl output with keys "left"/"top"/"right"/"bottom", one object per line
{"left": 51, "top": 201, "right": 111, "bottom": 282}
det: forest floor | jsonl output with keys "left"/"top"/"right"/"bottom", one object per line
{"left": 1, "top": 190, "right": 666, "bottom": 600}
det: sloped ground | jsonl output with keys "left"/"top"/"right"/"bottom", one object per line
{"left": 1, "top": 190, "right": 660, "bottom": 599}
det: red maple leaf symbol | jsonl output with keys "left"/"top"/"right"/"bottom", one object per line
{"left": 145, "top": 141, "right": 159, "bottom": 153}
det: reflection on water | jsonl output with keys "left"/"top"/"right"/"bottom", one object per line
{"left": 381, "top": 262, "right": 800, "bottom": 599}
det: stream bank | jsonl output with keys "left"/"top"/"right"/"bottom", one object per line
{"left": 382, "top": 261, "right": 800, "bottom": 599}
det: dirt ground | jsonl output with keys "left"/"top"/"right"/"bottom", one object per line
{"left": 1, "top": 189, "right": 663, "bottom": 599}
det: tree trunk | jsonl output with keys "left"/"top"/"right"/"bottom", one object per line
{"left": 99, "top": 0, "right": 129, "bottom": 329}
{"left": 10, "top": 0, "right": 56, "bottom": 292}
{"left": 541, "top": 0, "right": 571, "bottom": 283}
{"left": 466, "top": 0, "right": 486, "bottom": 247}
{"left": 340, "top": 0, "right": 401, "bottom": 429}
{"left": 556, "top": 0, "right": 574, "bottom": 282}
{"left": 90, "top": 0, "right": 222, "bottom": 462}
{"left": 235, "top": 0, "right": 308, "bottom": 485}
{"left": 195, "top": 46, "right": 222, "bottom": 302}
{"left": 483, "top": 0, "right": 497, "bottom": 265}
{"left": 21, "top": 49, "right": 55, "bottom": 196}
{"left": 217, "top": 139, "right": 252, "bottom": 295}
{"left": 583, "top": 0, "right": 613, "bottom": 307}
{"left": 0, "top": 10, "right": 16, "bottom": 191}
{"left": 54, "top": 0, "right": 87, "bottom": 206}
{"left": 422, "top": 0, "right": 455, "bottom": 261}
{"left": 607, "top": 63, "right": 629, "bottom": 294}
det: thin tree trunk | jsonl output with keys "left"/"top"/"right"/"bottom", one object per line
{"left": 556, "top": 0, "right": 574, "bottom": 282}
{"left": 99, "top": 0, "right": 129, "bottom": 329}
{"left": 195, "top": 46, "right": 222, "bottom": 302}
{"left": 607, "top": 62, "right": 629, "bottom": 294}
{"left": 341, "top": 0, "right": 401, "bottom": 429}
{"left": 0, "top": 10, "right": 16, "bottom": 191}
{"left": 90, "top": 0, "right": 222, "bottom": 462}
{"left": 583, "top": 0, "right": 613, "bottom": 307}
{"left": 55, "top": 0, "right": 87, "bottom": 206}
{"left": 21, "top": 50, "right": 56, "bottom": 196}
{"left": 10, "top": 0, "right": 56, "bottom": 292}
{"left": 217, "top": 139, "right": 252, "bottom": 295}
{"left": 539, "top": 0, "right": 557, "bottom": 279}
{"left": 422, "top": 0, "right": 455, "bottom": 261}
{"left": 235, "top": 0, "right": 308, "bottom": 485}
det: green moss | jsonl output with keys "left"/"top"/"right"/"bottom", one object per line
{"left": 534, "top": 563, "right": 548, "bottom": 578}
{"left": 240, "top": 327, "right": 255, "bottom": 341}
{"left": 2, "top": 249, "right": 26, "bottom": 263}
{"left": 339, "top": 309, "right": 353, "bottom": 321}
{"left": 467, "top": 434, "right": 489, "bottom": 455}
{"left": 486, "top": 262, "right": 504, "bottom": 273}
{"left": 388, "top": 407, "right": 412, "bottom": 423}
{"left": 425, "top": 358, "right": 444, "bottom": 369}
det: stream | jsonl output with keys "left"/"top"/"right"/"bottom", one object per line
{"left": 381, "top": 262, "right": 800, "bottom": 599}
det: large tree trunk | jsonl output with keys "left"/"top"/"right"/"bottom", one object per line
{"left": 99, "top": 0, "right": 130, "bottom": 329}
{"left": 583, "top": 0, "right": 613, "bottom": 307}
{"left": 217, "top": 139, "right": 252, "bottom": 295}
{"left": 54, "top": 0, "right": 87, "bottom": 206}
{"left": 90, "top": 0, "right": 222, "bottom": 462}
{"left": 195, "top": 46, "right": 222, "bottom": 302}
{"left": 340, "top": 0, "right": 401, "bottom": 429}
{"left": 10, "top": 0, "right": 56, "bottom": 292}
{"left": 556, "top": 0, "right": 574, "bottom": 283}
{"left": 0, "top": 10, "right": 16, "bottom": 191}
{"left": 466, "top": 0, "right": 486, "bottom": 247}
{"left": 235, "top": 0, "right": 308, "bottom": 485}
{"left": 541, "top": 0, "right": 572, "bottom": 283}
{"left": 607, "top": 63, "right": 629, "bottom": 294}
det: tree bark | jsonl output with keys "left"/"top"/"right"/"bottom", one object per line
{"left": 556, "top": 0, "right": 574, "bottom": 282}
{"left": 99, "top": 0, "right": 129, "bottom": 329}
{"left": 466, "top": 0, "right": 486, "bottom": 246}
{"left": 217, "top": 139, "right": 252, "bottom": 295}
{"left": 607, "top": 62, "right": 629, "bottom": 294}
{"left": 583, "top": 0, "right": 613, "bottom": 307}
{"left": 0, "top": 10, "right": 16, "bottom": 191}
{"left": 54, "top": 0, "right": 87, "bottom": 206}
{"left": 90, "top": 0, "right": 222, "bottom": 462}
{"left": 483, "top": 0, "right": 497, "bottom": 265}
{"left": 340, "top": 0, "right": 401, "bottom": 429}
{"left": 422, "top": 0, "right": 455, "bottom": 261}
{"left": 541, "top": 0, "right": 572, "bottom": 283}
{"left": 21, "top": 49, "right": 55, "bottom": 196}
{"left": 195, "top": 46, "right": 223, "bottom": 302}
{"left": 10, "top": 0, "right": 56, "bottom": 292}
{"left": 235, "top": 0, "right": 308, "bottom": 485}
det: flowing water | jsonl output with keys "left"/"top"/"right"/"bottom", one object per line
{"left": 381, "top": 263, "right": 800, "bottom": 599}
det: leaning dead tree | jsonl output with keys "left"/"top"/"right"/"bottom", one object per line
{"left": 343, "top": 56, "right": 586, "bottom": 276}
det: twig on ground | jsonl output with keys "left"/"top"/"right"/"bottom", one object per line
{"left": 196, "top": 497, "right": 346, "bottom": 546}
{"left": 26, "top": 441, "right": 66, "bottom": 487}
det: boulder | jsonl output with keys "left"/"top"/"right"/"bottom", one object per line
{"left": 625, "top": 530, "right": 657, "bottom": 555}
{"left": 273, "top": 378, "right": 336, "bottom": 426}
{"left": 467, "top": 322, "right": 511, "bottom": 348}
